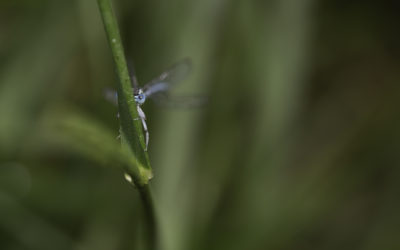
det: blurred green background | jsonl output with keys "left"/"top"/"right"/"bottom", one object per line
{"left": 1, "top": 0, "right": 400, "bottom": 250}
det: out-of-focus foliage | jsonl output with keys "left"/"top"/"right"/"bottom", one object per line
{"left": 1, "top": 0, "right": 400, "bottom": 250}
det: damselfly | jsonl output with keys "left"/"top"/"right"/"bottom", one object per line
{"left": 105, "top": 58, "right": 205, "bottom": 151}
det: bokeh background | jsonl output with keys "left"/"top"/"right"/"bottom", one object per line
{"left": 1, "top": 0, "right": 400, "bottom": 250}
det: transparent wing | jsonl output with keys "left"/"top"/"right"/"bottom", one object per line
{"left": 127, "top": 59, "right": 139, "bottom": 94}
{"left": 143, "top": 58, "right": 192, "bottom": 98}
{"left": 104, "top": 59, "right": 137, "bottom": 105}
{"left": 149, "top": 92, "right": 208, "bottom": 109}
{"left": 103, "top": 88, "right": 118, "bottom": 106}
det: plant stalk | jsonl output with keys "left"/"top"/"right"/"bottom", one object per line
{"left": 96, "top": 0, "right": 157, "bottom": 249}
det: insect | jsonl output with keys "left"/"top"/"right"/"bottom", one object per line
{"left": 105, "top": 58, "right": 204, "bottom": 151}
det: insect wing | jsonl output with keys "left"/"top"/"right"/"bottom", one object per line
{"left": 143, "top": 58, "right": 192, "bottom": 97}
{"left": 149, "top": 92, "right": 208, "bottom": 109}
{"left": 127, "top": 59, "right": 140, "bottom": 94}
{"left": 103, "top": 88, "right": 118, "bottom": 106}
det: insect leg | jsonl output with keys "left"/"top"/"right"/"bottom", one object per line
{"left": 137, "top": 106, "right": 149, "bottom": 151}
{"left": 141, "top": 117, "right": 149, "bottom": 151}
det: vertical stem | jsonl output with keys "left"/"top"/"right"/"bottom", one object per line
{"left": 138, "top": 185, "right": 158, "bottom": 250}
{"left": 96, "top": 0, "right": 157, "bottom": 249}
{"left": 96, "top": 0, "right": 151, "bottom": 181}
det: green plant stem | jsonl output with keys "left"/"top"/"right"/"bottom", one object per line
{"left": 138, "top": 185, "right": 157, "bottom": 250}
{"left": 96, "top": 0, "right": 151, "bottom": 184}
{"left": 96, "top": 0, "right": 157, "bottom": 249}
